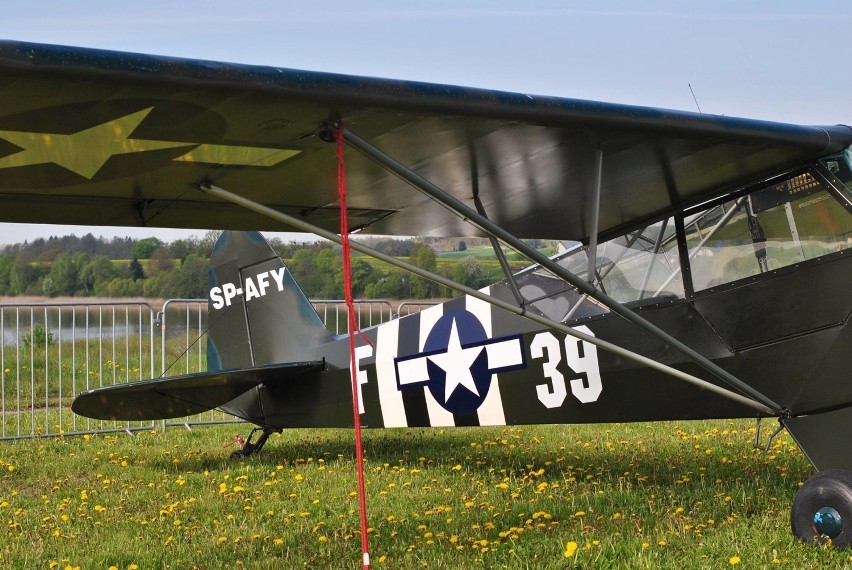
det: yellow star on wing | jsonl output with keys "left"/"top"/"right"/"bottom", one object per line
{"left": 0, "top": 108, "right": 192, "bottom": 179}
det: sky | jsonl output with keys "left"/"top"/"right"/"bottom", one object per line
{"left": 0, "top": 0, "right": 849, "bottom": 245}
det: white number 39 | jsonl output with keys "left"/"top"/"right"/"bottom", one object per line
{"left": 530, "top": 326, "right": 602, "bottom": 408}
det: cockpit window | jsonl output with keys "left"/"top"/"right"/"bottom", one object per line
{"left": 685, "top": 170, "right": 852, "bottom": 291}
{"left": 510, "top": 216, "right": 683, "bottom": 324}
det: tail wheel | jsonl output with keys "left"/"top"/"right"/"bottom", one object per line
{"left": 792, "top": 469, "right": 852, "bottom": 547}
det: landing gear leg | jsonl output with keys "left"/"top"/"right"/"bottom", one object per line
{"left": 230, "top": 428, "right": 277, "bottom": 460}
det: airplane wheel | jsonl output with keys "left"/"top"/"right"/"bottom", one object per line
{"left": 791, "top": 469, "right": 852, "bottom": 547}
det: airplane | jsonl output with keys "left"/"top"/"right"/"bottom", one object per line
{"left": 0, "top": 40, "right": 849, "bottom": 548}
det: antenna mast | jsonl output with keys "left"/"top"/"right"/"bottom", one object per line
{"left": 689, "top": 83, "right": 702, "bottom": 113}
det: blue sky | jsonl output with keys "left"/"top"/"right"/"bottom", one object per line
{"left": 0, "top": 1, "right": 849, "bottom": 244}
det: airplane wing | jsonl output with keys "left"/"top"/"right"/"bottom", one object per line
{"left": 71, "top": 361, "right": 323, "bottom": 421}
{"left": 1, "top": 40, "right": 850, "bottom": 241}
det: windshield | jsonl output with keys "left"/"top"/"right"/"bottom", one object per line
{"left": 684, "top": 170, "right": 852, "bottom": 291}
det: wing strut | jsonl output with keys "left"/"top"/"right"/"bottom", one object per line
{"left": 471, "top": 175, "right": 525, "bottom": 309}
{"left": 199, "top": 182, "right": 775, "bottom": 416}
{"left": 587, "top": 147, "right": 604, "bottom": 284}
{"left": 339, "top": 126, "right": 784, "bottom": 415}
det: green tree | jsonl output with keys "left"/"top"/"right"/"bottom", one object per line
{"left": 143, "top": 271, "right": 172, "bottom": 298}
{"left": 103, "top": 277, "right": 143, "bottom": 297}
{"left": 168, "top": 238, "right": 199, "bottom": 261}
{"left": 290, "top": 248, "right": 319, "bottom": 295}
{"left": 164, "top": 254, "right": 209, "bottom": 298}
{"left": 410, "top": 244, "right": 438, "bottom": 298}
{"left": 350, "top": 258, "right": 376, "bottom": 297}
{"left": 0, "top": 255, "right": 14, "bottom": 294}
{"left": 313, "top": 248, "right": 343, "bottom": 298}
{"left": 10, "top": 251, "right": 33, "bottom": 295}
{"left": 450, "top": 256, "right": 484, "bottom": 289}
{"left": 131, "top": 237, "right": 164, "bottom": 260}
{"left": 46, "top": 252, "right": 78, "bottom": 296}
{"left": 147, "top": 247, "right": 174, "bottom": 277}
{"left": 365, "top": 274, "right": 406, "bottom": 299}
{"left": 197, "top": 230, "right": 222, "bottom": 257}
{"left": 80, "top": 255, "right": 116, "bottom": 295}
{"left": 129, "top": 257, "right": 145, "bottom": 280}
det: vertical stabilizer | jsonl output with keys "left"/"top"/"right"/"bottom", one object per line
{"left": 207, "top": 231, "right": 331, "bottom": 371}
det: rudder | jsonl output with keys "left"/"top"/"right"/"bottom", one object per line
{"left": 207, "top": 231, "right": 332, "bottom": 370}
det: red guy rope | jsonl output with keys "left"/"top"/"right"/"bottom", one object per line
{"left": 335, "top": 123, "right": 372, "bottom": 570}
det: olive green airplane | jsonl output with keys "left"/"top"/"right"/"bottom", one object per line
{"left": 0, "top": 40, "right": 850, "bottom": 546}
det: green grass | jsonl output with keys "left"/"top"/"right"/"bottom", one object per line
{"left": 0, "top": 332, "right": 210, "bottom": 439}
{"left": 1, "top": 420, "right": 847, "bottom": 569}
{"left": 1, "top": 335, "right": 202, "bottom": 406}
{"left": 437, "top": 245, "right": 550, "bottom": 262}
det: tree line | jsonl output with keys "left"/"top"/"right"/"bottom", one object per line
{"left": 0, "top": 233, "right": 522, "bottom": 300}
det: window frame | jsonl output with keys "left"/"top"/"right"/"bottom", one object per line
{"left": 677, "top": 163, "right": 852, "bottom": 299}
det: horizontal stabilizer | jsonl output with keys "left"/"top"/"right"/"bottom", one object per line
{"left": 71, "top": 361, "right": 323, "bottom": 421}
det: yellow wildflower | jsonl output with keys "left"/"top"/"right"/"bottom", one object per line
{"left": 564, "top": 541, "right": 579, "bottom": 558}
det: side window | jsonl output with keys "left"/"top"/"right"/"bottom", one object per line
{"left": 552, "top": 217, "right": 683, "bottom": 305}
{"left": 512, "top": 217, "right": 683, "bottom": 325}
{"left": 589, "top": 217, "right": 684, "bottom": 303}
{"left": 685, "top": 171, "right": 852, "bottom": 291}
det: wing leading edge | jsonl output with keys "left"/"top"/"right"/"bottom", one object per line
{"left": 71, "top": 361, "right": 323, "bottom": 421}
{"left": 0, "top": 40, "right": 850, "bottom": 241}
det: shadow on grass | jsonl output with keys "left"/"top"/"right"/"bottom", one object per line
{"left": 143, "top": 422, "right": 812, "bottom": 500}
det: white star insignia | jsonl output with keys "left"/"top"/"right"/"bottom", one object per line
{"left": 427, "top": 317, "right": 484, "bottom": 401}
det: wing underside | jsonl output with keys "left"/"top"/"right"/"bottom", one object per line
{"left": 0, "top": 40, "right": 849, "bottom": 241}
{"left": 71, "top": 361, "right": 323, "bottom": 421}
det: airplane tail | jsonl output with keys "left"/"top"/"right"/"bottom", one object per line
{"left": 206, "top": 231, "right": 333, "bottom": 371}
{"left": 73, "top": 231, "right": 330, "bottom": 422}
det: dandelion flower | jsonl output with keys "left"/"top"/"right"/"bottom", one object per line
{"left": 564, "top": 541, "right": 579, "bottom": 558}
{"left": 729, "top": 556, "right": 741, "bottom": 565}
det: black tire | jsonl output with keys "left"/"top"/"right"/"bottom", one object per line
{"left": 791, "top": 469, "right": 852, "bottom": 547}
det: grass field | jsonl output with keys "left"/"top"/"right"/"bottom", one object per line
{"left": 1, "top": 419, "right": 848, "bottom": 569}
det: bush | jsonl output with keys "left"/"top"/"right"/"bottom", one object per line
{"left": 21, "top": 325, "right": 53, "bottom": 350}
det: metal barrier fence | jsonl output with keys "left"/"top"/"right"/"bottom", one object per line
{"left": 0, "top": 298, "right": 416, "bottom": 440}
{"left": 0, "top": 302, "right": 158, "bottom": 440}
{"left": 397, "top": 301, "right": 440, "bottom": 317}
